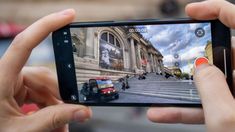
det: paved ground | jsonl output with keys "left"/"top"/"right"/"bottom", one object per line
{"left": 113, "top": 73, "right": 200, "bottom": 103}
{"left": 79, "top": 73, "right": 201, "bottom": 104}
{"left": 111, "top": 92, "right": 195, "bottom": 103}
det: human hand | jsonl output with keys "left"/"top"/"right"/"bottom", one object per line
{"left": 147, "top": 0, "right": 235, "bottom": 131}
{"left": 0, "top": 9, "right": 92, "bottom": 132}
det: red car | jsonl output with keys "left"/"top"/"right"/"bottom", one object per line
{"left": 80, "top": 77, "right": 119, "bottom": 102}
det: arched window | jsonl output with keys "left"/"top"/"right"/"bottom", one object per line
{"left": 100, "top": 32, "right": 121, "bottom": 48}
{"left": 99, "top": 31, "right": 124, "bottom": 71}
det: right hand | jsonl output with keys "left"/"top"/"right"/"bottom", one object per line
{"left": 147, "top": 0, "right": 235, "bottom": 132}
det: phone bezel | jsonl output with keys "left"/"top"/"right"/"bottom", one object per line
{"left": 52, "top": 19, "right": 232, "bottom": 107}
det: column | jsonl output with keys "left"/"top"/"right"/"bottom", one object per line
{"left": 84, "top": 28, "right": 95, "bottom": 58}
{"left": 137, "top": 43, "right": 142, "bottom": 70}
{"left": 150, "top": 53, "right": 155, "bottom": 72}
{"left": 154, "top": 55, "right": 157, "bottom": 72}
{"left": 146, "top": 53, "right": 151, "bottom": 72}
{"left": 130, "top": 38, "right": 137, "bottom": 71}
{"left": 155, "top": 57, "right": 159, "bottom": 73}
{"left": 159, "top": 60, "right": 164, "bottom": 74}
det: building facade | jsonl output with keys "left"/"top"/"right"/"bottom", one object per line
{"left": 205, "top": 40, "right": 213, "bottom": 64}
{"left": 71, "top": 26, "right": 164, "bottom": 83}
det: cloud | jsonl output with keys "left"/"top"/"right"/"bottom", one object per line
{"left": 181, "top": 63, "right": 194, "bottom": 74}
{"left": 139, "top": 23, "right": 211, "bottom": 74}
{"left": 181, "top": 46, "right": 205, "bottom": 62}
{"left": 141, "top": 23, "right": 210, "bottom": 53}
{"left": 141, "top": 23, "right": 203, "bottom": 55}
{"left": 162, "top": 46, "right": 205, "bottom": 69}
{"left": 189, "top": 23, "right": 201, "bottom": 31}
{"left": 163, "top": 54, "right": 174, "bottom": 66}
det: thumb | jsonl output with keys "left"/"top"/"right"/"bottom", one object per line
{"left": 25, "top": 104, "right": 91, "bottom": 132}
{"left": 194, "top": 58, "right": 234, "bottom": 122}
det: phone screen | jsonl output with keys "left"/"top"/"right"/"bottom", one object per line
{"left": 69, "top": 22, "right": 212, "bottom": 104}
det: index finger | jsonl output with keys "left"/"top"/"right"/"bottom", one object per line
{"left": 185, "top": 0, "right": 235, "bottom": 28}
{"left": 0, "top": 9, "right": 75, "bottom": 77}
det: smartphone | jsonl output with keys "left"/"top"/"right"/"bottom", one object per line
{"left": 52, "top": 19, "right": 232, "bottom": 107}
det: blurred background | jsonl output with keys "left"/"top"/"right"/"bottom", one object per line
{"left": 0, "top": 0, "right": 234, "bottom": 132}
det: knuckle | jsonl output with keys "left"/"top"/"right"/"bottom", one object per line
{"left": 231, "top": 17, "right": 235, "bottom": 29}
{"left": 13, "top": 33, "right": 24, "bottom": 44}
{"left": 11, "top": 33, "right": 32, "bottom": 53}
{"left": 38, "top": 14, "right": 56, "bottom": 32}
{"left": 35, "top": 67, "right": 57, "bottom": 89}
{"left": 169, "top": 110, "right": 182, "bottom": 123}
{"left": 38, "top": 67, "right": 55, "bottom": 81}
{"left": 38, "top": 67, "right": 53, "bottom": 81}
{"left": 208, "top": 112, "right": 235, "bottom": 128}
{"left": 37, "top": 67, "right": 52, "bottom": 75}
{"left": 195, "top": 66, "right": 224, "bottom": 82}
{"left": 50, "top": 110, "right": 65, "bottom": 129}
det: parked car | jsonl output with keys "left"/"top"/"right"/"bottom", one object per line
{"left": 80, "top": 77, "right": 119, "bottom": 102}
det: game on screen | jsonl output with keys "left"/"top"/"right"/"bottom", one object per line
{"left": 70, "top": 23, "right": 212, "bottom": 104}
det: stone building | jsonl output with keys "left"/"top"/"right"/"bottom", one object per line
{"left": 205, "top": 41, "right": 213, "bottom": 64}
{"left": 71, "top": 26, "right": 164, "bottom": 83}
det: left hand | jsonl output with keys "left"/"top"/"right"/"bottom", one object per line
{"left": 0, "top": 9, "right": 92, "bottom": 132}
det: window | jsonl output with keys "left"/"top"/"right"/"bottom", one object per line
{"left": 99, "top": 31, "right": 124, "bottom": 71}
{"left": 101, "top": 32, "right": 121, "bottom": 48}
{"left": 101, "top": 32, "right": 108, "bottom": 41}
{"left": 116, "top": 38, "right": 120, "bottom": 48}
{"left": 109, "top": 34, "right": 115, "bottom": 45}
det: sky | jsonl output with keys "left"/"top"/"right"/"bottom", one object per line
{"left": 139, "top": 22, "right": 212, "bottom": 74}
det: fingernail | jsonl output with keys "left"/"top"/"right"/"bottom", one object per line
{"left": 194, "top": 57, "right": 209, "bottom": 68}
{"left": 73, "top": 109, "right": 89, "bottom": 122}
{"left": 58, "top": 9, "right": 75, "bottom": 15}
{"left": 194, "top": 57, "right": 210, "bottom": 73}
